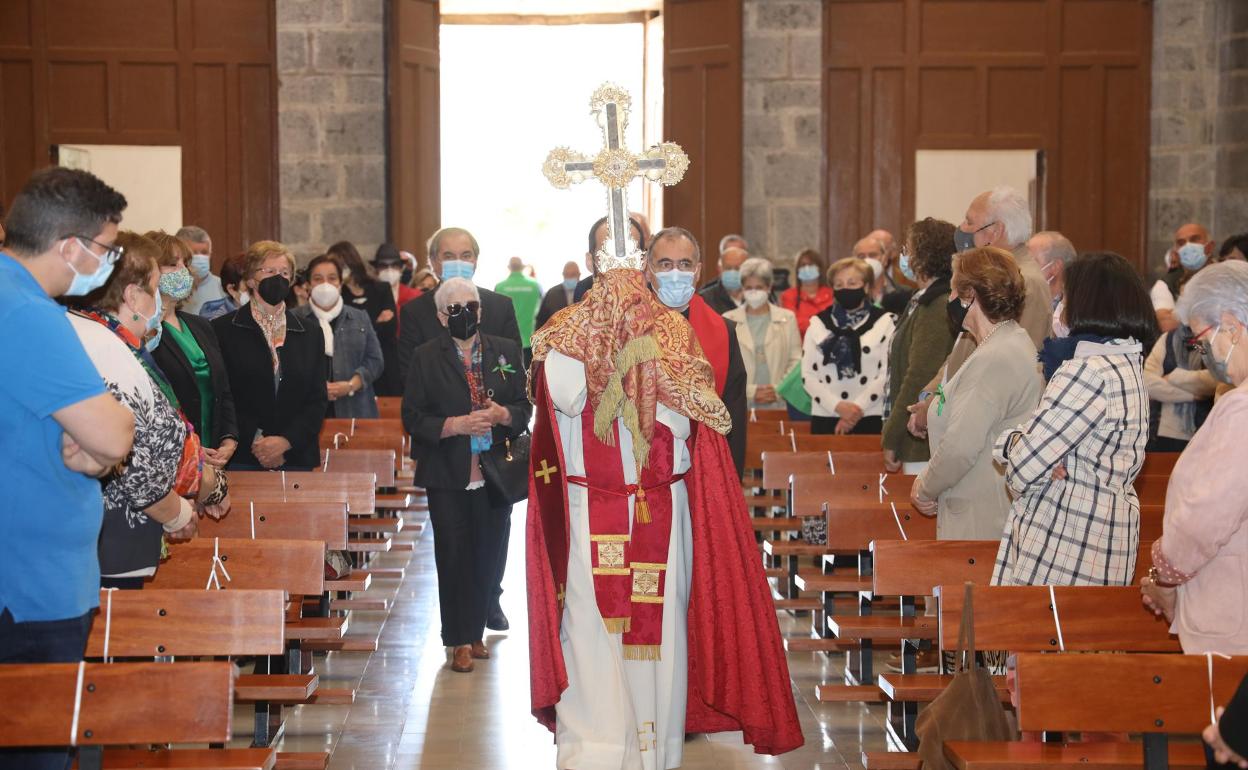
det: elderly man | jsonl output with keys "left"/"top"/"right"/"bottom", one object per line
{"left": 855, "top": 230, "right": 911, "bottom": 313}
{"left": 573, "top": 212, "right": 649, "bottom": 303}
{"left": 698, "top": 244, "right": 749, "bottom": 314}
{"left": 719, "top": 233, "right": 748, "bottom": 255}
{"left": 398, "top": 228, "right": 522, "bottom": 632}
{"left": 1152, "top": 222, "right": 1215, "bottom": 332}
{"left": 177, "top": 225, "right": 225, "bottom": 314}
{"left": 1027, "top": 230, "right": 1077, "bottom": 336}
{"left": 903, "top": 186, "right": 1052, "bottom": 449}
{"left": 646, "top": 227, "right": 747, "bottom": 475}
{"left": 536, "top": 260, "right": 580, "bottom": 329}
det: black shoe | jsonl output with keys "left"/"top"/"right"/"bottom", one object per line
{"left": 486, "top": 606, "right": 509, "bottom": 631}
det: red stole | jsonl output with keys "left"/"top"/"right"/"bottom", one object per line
{"left": 686, "top": 294, "right": 729, "bottom": 396}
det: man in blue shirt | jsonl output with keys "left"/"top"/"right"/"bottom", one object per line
{"left": 0, "top": 166, "right": 135, "bottom": 767}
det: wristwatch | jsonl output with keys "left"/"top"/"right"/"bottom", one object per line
{"left": 1147, "top": 566, "right": 1178, "bottom": 588}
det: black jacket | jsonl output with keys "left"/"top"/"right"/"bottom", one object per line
{"left": 698, "top": 279, "right": 740, "bottom": 316}
{"left": 402, "top": 332, "right": 532, "bottom": 491}
{"left": 151, "top": 311, "right": 238, "bottom": 448}
{"left": 398, "top": 286, "right": 522, "bottom": 381}
{"left": 345, "top": 280, "right": 401, "bottom": 396}
{"left": 535, "top": 284, "right": 574, "bottom": 330}
{"left": 682, "top": 307, "right": 748, "bottom": 477}
{"left": 211, "top": 306, "right": 328, "bottom": 470}
{"left": 572, "top": 274, "right": 595, "bottom": 303}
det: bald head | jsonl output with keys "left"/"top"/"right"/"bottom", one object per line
{"left": 867, "top": 229, "right": 896, "bottom": 263}
{"left": 852, "top": 236, "right": 886, "bottom": 262}
{"left": 562, "top": 260, "right": 580, "bottom": 280}
{"left": 1174, "top": 223, "right": 1210, "bottom": 249}
{"left": 719, "top": 246, "right": 748, "bottom": 272}
{"left": 507, "top": 256, "right": 524, "bottom": 273}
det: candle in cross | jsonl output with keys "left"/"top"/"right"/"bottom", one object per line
{"left": 542, "top": 83, "right": 689, "bottom": 272}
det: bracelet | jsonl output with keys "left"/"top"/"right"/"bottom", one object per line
{"left": 162, "top": 498, "right": 194, "bottom": 533}
{"left": 201, "top": 469, "right": 229, "bottom": 507}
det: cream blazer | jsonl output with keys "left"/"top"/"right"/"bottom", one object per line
{"left": 724, "top": 304, "right": 801, "bottom": 403}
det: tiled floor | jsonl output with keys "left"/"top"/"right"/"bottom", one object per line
{"left": 271, "top": 511, "right": 892, "bottom": 769}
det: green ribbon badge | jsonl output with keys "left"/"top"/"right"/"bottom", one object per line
{"left": 493, "top": 355, "right": 516, "bottom": 380}
{"left": 935, "top": 383, "right": 947, "bottom": 417}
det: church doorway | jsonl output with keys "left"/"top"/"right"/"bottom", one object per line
{"left": 439, "top": 16, "right": 658, "bottom": 291}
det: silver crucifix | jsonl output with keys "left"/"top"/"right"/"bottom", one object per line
{"left": 542, "top": 83, "right": 689, "bottom": 272}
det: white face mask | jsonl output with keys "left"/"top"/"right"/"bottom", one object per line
{"left": 238, "top": 290, "right": 251, "bottom": 306}
{"left": 743, "top": 289, "right": 769, "bottom": 309}
{"left": 378, "top": 267, "right": 402, "bottom": 286}
{"left": 311, "top": 282, "right": 341, "bottom": 309}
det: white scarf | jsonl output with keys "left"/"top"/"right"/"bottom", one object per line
{"left": 310, "top": 297, "right": 343, "bottom": 356}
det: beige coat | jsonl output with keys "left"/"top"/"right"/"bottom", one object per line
{"left": 725, "top": 303, "right": 801, "bottom": 404}
{"left": 918, "top": 322, "right": 1044, "bottom": 540}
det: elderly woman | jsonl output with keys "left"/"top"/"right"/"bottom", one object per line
{"left": 211, "top": 241, "right": 327, "bottom": 470}
{"left": 1140, "top": 261, "right": 1248, "bottom": 654}
{"left": 403, "top": 277, "right": 531, "bottom": 673}
{"left": 68, "top": 231, "right": 229, "bottom": 588}
{"left": 780, "top": 248, "right": 834, "bottom": 339}
{"left": 883, "top": 219, "right": 959, "bottom": 474}
{"left": 293, "top": 254, "right": 385, "bottom": 419}
{"left": 148, "top": 231, "right": 239, "bottom": 469}
{"left": 724, "top": 257, "right": 801, "bottom": 409}
{"left": 994, "top": 252, "right": 1157, "bottom": 586}
{"left": 908, "top": 247, "right": 1043, "bottom": 538}
{"left": 803, "top": 257, "right": 896, "bottom": 434}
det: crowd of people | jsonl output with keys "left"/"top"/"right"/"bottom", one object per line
{"left": 4, "top": 162, "right": 1248, "bottom": 764}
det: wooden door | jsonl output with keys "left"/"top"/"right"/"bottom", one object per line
{"left": 662, "top": 0, "right": 742, "bottom": 272}
{"left": 387, "top": 0, "right": 440, "bottom": 266}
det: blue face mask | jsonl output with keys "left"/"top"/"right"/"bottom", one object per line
{"left": 1178, "top": 242, "right": 1208, "bottom": 272}
{"left": 64, "top": 238, "right": 116, "bottom": 297}
{"left": 797, "top": 265, "right": 820, "bottom": 284}
{"left": 898, "top": 251, "right": 916, "bottom": 282}
{"left": 653, "top": 269, "right": 697, "bottom": 308}
{"left": 720, "top": 269, "right": 742, "bottom": 292}
{"left": 189, "top": 253, "right": 212, "bottom": 279}
{"left": 145, "top": 323, "right": 163, "bottom": 353}
{"left": 562, "top": 277, "right": 578, "bottom": 291}
{"left": 440, "top": 259, "right": 475, "bottom": 281}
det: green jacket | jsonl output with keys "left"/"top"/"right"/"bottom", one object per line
{"left": 493, "top": 272, "right": 544, "bottom": 347}
{"left": 881, "top": 278, "right": 955, "bottom": 462}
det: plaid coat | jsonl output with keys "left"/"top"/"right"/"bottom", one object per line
{"left": 992, "top": 339, "right": 1148, "bottom": 586}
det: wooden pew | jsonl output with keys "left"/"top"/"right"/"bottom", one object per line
{"left": 228, "top": 471, "right": 392, "bottom": 555}
{"left": 946, "top": 653, "right": 1248, "bottom": 770}
{"left": 198, "top": 501, "right": 349, "bottom": 550}
{"left": 1140, "top": 451, "right": 1180, "bottom": 476}
{"left": 0, "top": 661, "right": 271, "bottom": 770}
{"left": 376, "top": 396, "right": 402, "bottom": 419}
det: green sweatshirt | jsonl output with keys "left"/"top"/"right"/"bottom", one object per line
{"left": 493, "top": 271, "right": 543, "bottom": 347}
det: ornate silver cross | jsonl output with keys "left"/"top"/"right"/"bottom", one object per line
{"left": 542, "top": 83, "right": 689, "bottom": 272}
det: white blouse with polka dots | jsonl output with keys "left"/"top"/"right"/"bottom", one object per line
{"left": 801, "top": 310, "right": 897, "bottom": 420}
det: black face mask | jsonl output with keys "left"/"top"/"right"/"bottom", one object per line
{"left": 257, "top": 275, "right": 291, "bottom": 306}
{"left": 447, "top": 310, "right": 479, "bottom": 341}
{"left": 947, "top": 295, "right": 973, "bottom": 332}
{"left": 834, "top": 287, "right": 866, "bottom": 310}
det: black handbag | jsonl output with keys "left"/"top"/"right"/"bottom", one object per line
{"left": 479, "top": 431, "right": 531, "bottom": 506}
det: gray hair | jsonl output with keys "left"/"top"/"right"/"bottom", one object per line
{"left": 648, "top": 226, "right": 702, "bottom": 264}
{"left": 176, "top": 225, "right": 210, "bottom": 244}
{"left": 428, "top": 227, "right": 480, "bottom": 262}
{"left": 1176, "top": 260, "right": 1248, "bottom": 329}
{"left": 984, "top": 186, "right": 1033, "bottom": 248}
{"left": 1031, "top": 230, "right": 1076, "bottom": 265}
{"left": 433, "top": 277, "right": 479, "bottom": 312}
{"left": 718, "top": 233, "right": 748, "bottom": 254}
{"left": 739, "top": 256, "right": 773, "bottom": 287}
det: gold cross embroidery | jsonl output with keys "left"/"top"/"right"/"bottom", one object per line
{"left": 535, "top": 459, "right": 559, "bottom": 484}
{"left": 638, "top": 721, "right": 657, "bottom": 752}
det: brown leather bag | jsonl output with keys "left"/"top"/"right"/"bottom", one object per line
{"left": 914, "top": 582, "right": 1014, "bottom": 769}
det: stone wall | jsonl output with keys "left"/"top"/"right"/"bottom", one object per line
{"left": 1214, "top": 1, "right": 1248, "bottom": 243}
{"left": 740, "top": 0, "right": 823, "bottom": 267}
{"left": 276, "top": 0, "right": 386, "bottom": 262}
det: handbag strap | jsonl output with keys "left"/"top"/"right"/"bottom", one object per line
{"left": 954, "top": 581, "right": 976, "bottom": 672}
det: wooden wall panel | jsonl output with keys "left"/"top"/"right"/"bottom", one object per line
{"left": 663, "top": 0, "right": 742, "bottom": 271}
{"left": 823, "top": 0, "right": 1151, "bottom": 267}
{"left": 388, "top": 0, "right": 441, "bottom": 263}
{"left": 0, "top": 0, "right": 277, "bottom": 261}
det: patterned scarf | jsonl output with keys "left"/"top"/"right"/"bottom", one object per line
{"left": 251, "top": 301, "right": 287, "bottom": 375}
{"left": 530, "top": 268, "right": 729, "bottom": 469}
{"left": 817, "top": 302, "right": 873, "bottom": 379}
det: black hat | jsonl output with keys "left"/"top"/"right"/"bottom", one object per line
{"left": 373, "top": 243, "right": 402, "bottom": 265}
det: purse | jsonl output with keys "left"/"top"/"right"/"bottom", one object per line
{"left": 914, "top": 582, "right": 1015, "bottom": 770}
{"left": 479, "top": 431, "right": 531, "bottom": 506}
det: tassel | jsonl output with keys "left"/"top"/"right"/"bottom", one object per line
{"left": 622, "top": 644, "right": 662, "bottom": 662}
{"left": 634, "top": 486, "right": 651, "bottom": 524}
{"left": 602, "top": 616, "right": 631, "bottom": 634}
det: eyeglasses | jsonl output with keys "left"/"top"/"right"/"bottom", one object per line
{"left": 968, "top": 221, "right": 998, "bottom": 235}
{"left": 1185, "top": 323, "right": 1219, "bottom": 353}
{"left": 442, "top": 301, "right": 480, "bottom": 317}
{"left": 256, "top": 266, "right": 293, "bottom": 280}
{"left": 70, "top": 235, "right": 124, "bottom": 266}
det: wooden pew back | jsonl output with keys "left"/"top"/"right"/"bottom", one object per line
{"left": 376, "top": 396, "right": 402, "bottom": 419}
{"left": 0, "top": 662, "right": 234, "bottom": 746}
{"left": 1140, "top": 452, "right": 1180, "bottom": 476}
{"left": 790, "top": 471, "right": 915, "bottom": 517}
{"left": 197, "top": 500, "right": 348, "bottom": 550}
{"left": 229, "top": 470, "right": 376, "bottom": 515}
{"left": 1134, "top": 473, "right": 1169, "bottom": 504}
{"left": 1014, "top": 652, "right": 1248, "bottom": 733}
{"left": 320, "top": 448, "right": 397, "bottom": 487}
{"left": 85, "top": 588, "right": 285, "bottom": 658}
{"left": 936, "top": 584, "right": 1179, "bottom": 653}
{"left": 149, "top": 538, "right": 324, "bottom": 597}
